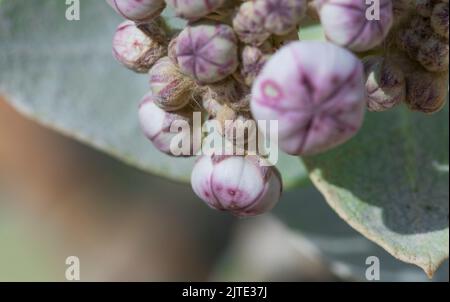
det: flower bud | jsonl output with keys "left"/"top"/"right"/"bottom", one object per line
{"left": 241, "top": 44, "right": 273, "bottom": 86}
{"left": 175, "top": 22, "right": 239, "bottom": 84}
{"left": 191, "top": 155, "right": 282, "bottom": 217}
{"left": 254, "top": 0, "right": 307, "bottom": 35}
{"left": 397, "top": 14, "right": 449, "bottom": 72}
{"left": 431, "top": 2, "right": 449, "bottom": 39}
{"left": 405, "top": 71, "right": 448, "bottom": 114}
{"left": 148, "top": 57, "right": 195, "bottom": 111}
{"left": 362, "top": 56, "right": 405, "bottom": 112}
{"left": 112, "top": 20, "right": 167, "bottom": 73}
{"left": 106, "top": 0, "right": 166, "bottom": 22}
{"left": 417, "top": 34, "right": 449, "bottom": 72}
{"left": 251, "top": 41, "right": 366, "bottom": 156}
{"left": 395, "top": 30, "right": 421, "bottom": 60}
{"left": 316, "top": 0, "right": 394, "bottom": 52}
{"left": 138, "top": 93, "right": 198, "bottom": 156}
{"left": 233, "top": 1, "right": 272, "bottom": 46}
{"left": 166, "top": 0, "right": 226, "bottom": 20}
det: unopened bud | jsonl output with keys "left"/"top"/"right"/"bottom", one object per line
{"left": 363, "top": 56, "right": 405, "bottom": 112}
{"left": 241, "top": 44, "right": 273, "bottom": 86}
{"left": 396, "top": 16, "right": 434, "bottom": 59}
{"left": 175, "top": 22, "right": 239, "bottom": 84}
{"left": 106, "top": 0, "right": 165, "bottom": 22}
{"left": 251, "top": 41, "right": 366, "bottom": 156}
{"left": 191, "top": 155, "right": 282, "bottom": 217}
{"left": 138, "top": 93, "right": 198, "bottom": 156}
{"left": 431, "top": 2, "right": 449, "bottom": 39}
{"left": 316, "top": 0, "right": 394, "bottom": 52}
{"left": 417, "top": 34, "right": 449, "bottom": 72}
{"left": 405, "top": 70, "right": 448, "bottom": 114}
{"left": 166, "top": 0, "right": 226, "bottom": 20}
{"left": 112, "top": 20, "right": 167, "bottom": 73}
{"left": 254, "top": 0, "right": 307, "bottom": 35}
{"left": 148, "top": 57, "right": 196, "bottom": 111}
{"left": 233, "top": 1, "right": 272, "bottom": 46}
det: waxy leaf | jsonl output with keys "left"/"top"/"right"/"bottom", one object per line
{"left": 304, "top": 105, "right": 449, "bottom": 277}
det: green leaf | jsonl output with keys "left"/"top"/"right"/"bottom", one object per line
{"left": 304, "top": 105, "right": 449, "bottom": 277}
{"left": 0, "top": 0, "right": 307, "bottom": 187}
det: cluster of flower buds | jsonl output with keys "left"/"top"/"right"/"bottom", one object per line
{"left": 107, "top": 0, "right": 312, "bottom": 217}
{"left": 107, "top": 0, "right": 448, "bottom": 216}
{"left": 392, "top": 0, "right": 449, "bottom": 113}
{"left": 396, "top": 6, "right": 449, "bottom": 72}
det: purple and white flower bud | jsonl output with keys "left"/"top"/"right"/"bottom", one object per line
{"left": 233, "top": 1, "right": 272, "bottom": 46}
{"left": 316, "top": 0, "right": 394, "bottom": 52}
{"left": 363, "top": 56, "right": 405, "bottom": 112}
{"left": 138, "top": 93, "right": 198, "bottom": 156}
{"left": 254, "top": 0, "right": 307, "bottom": 35}
{"left": 241, "top": 44, "right": 273, "bottom": 86}
{"left": 166, "top": 0, "right": 226, "bottom": 20}
{"left": 148, "top": 57, "right": 195, "bottom": 111}
{"left": 106, "top": 0, "right": 166, "bottom": 22}
{"left": 112, "top": 20, "right": 167, "bottom": 73}
{"left": 251, "top": 41, "right": 366, "bottom": 156}
{"left": 175, "top": 23, "right": 239, "bottom": 84}
{"left": 191, "top": 155, "right": 282, "bottom": 217}
{"left": 431, "top": 2, "right": 449, "bottom": 39}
